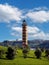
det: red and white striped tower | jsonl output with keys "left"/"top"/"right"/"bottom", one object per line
{"left": 22, "top": 20, "right": 28, "bottom": 48}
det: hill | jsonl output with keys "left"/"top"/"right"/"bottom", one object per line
{"left": 0, "top": 46, "right": 49, "bottom": 65}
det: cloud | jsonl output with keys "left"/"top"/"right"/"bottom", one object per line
{"left": 11, "top": 27, "right": 22, "bottom": 38}
{"left": 32, "top": 7, "right": 48, "bottom": 11}
{"left": 28, "top": 26, "right": 40, "bottom": 34}
{"left": 11, "top": 26, "right": 41, "bottom": 40}
{"left": 28, "top": 29, "right": 49, "bottom": 40}
{"left": 11, "top": 26, "right": 40, "bottom": 37}
{"left": 26, "top": 9, "right": 49, "bottom": 23}
{"left": 11, "top": 26, "right": 49, "bottom": 40}
{"left": 12, "top": 26, "right": 22, "bottom": 32}
{"left": 0, "top": 4, "right": 49, "bottom": 40}
{"left": 11, "top": 26, "right": 40, "bottom": 35}
{"left": 11, "top": 32, "right": 16, "bottom": 36}
{"left": 11, "top": 26, "right": 40, "bottom": 38}
{"left": 0, "top": 4, "right": 49, "bottom": 23}
{"left": 0, "top": 4, "right": 23, "bottom": 23}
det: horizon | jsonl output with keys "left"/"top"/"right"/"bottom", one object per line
{"left": 0, "top": 0, "right": 49, "bottom": 42}
{"left": 0, "top": 39, "right": 49, "bottom": 42}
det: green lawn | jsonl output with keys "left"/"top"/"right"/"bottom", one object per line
{"left": 0, "top": 46, "right": 49, "bottom": 65}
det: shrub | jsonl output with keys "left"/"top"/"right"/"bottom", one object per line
{"left": 22, "top": 49, "right": 28, "bottom": 58}
{"left": 0, "top": 50, "right": 4, "bottom": 59}
{"left": 22, "top": 45, "right": 29, "bottom": 58}
{"left": 6, "top": 47, "right": 16, "bottom": 60}
{"left": 34, "top": 48, "right": 42, "bottom": 59}
{"left": 41, "top": 48, "right": 45, "bottom": 52}
{"left": 45, "top": 49, "right": 49, "bottom": 57}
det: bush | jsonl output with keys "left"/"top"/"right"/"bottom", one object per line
{"left": 41, "top": 48, "right": 45, "bottom": 52}
{"left": 6, "top": 47, "right": 16, "bottom": 60}
{"left": 34, "top": 48, "right": 42, "bottom": 59}
{"left": 22, "top": 45, "right": 29, "bottom": 58}
{"left": 45, "top": 49, "right": 49, "bottom": 57}
{"left": 22, "top": 49, "right": 28, "bottom": 58}
{"left": 0, "top": 50, "right": 4, "bottom": 59}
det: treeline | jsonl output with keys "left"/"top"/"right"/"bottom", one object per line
{"left": 0, "top": 46, "right": 49, "bottom": 60}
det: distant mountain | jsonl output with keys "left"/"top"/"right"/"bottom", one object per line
{"left": 38, "top": 40, "right": 49, "bottom": 49}
{"left": 0, "top": 40, "right": 49, "bottom": 49}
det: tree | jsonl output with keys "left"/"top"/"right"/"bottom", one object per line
{"left": 34, "top": 48, "right": 42, "bottom": 59}
{"left": 6, "top": 47, "right": 16, "bottom": 60}
{"left": 0, "top": 50, "right": 4, "bottom": 59}
{"left": 22, "top": 45, "right": 30, "bottom": 58}
{"left": 41, "top": 48, "right": 45, "bottom": 52}
{"left": 45, "top": 49, "right": 49, "bottom": 57}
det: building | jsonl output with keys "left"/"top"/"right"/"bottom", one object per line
{"left": 22, "top": 20, "right": 28, "bottom": 47}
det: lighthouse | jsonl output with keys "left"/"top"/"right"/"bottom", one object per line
{"left": 22, "top": 20, "right": 28, "bottom": 48}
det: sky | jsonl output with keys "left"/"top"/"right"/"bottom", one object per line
{"left": 0, "top": 0, "right": 49, "bottom": 42}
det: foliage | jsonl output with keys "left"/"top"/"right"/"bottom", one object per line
{"left": 41, "top": 48, "right": 45, "bottom": 52}
{"left": 6, "top": 47, "right": 16, "bottom": 60}
{"left": 22, "top": 45, "right": 30, "bottom": 58}
{"left": 0, "top": 50, "right": 4, "bottom": 58}
{"left": 22, "top": 49, "right": 28, "bottom": 58}
{"left": 0, "top": 46, "right": 49, "bottom": 65}
{"left": 34, "top": 48, "right": 42, "bottom": 59}
{"left": 45, "top": 49, "right": 49, "bottom": 57}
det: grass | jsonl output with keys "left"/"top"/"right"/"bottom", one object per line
{"left": 0, "top": 46, "right": 49, "bottom": 65}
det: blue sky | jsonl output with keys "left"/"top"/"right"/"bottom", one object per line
{"left": 0, "top": 0, "right": 49, "bottom": 42}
